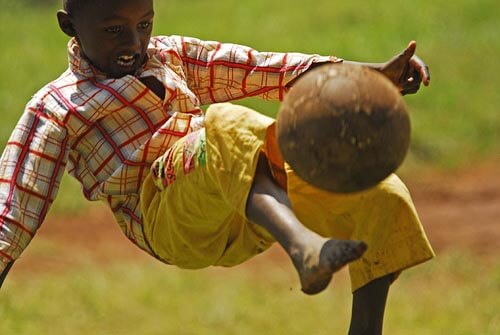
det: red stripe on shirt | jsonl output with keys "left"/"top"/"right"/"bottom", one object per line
{"left": 5, "top": 142, "right": 62, "bottom": 163}
{"left": 0, "top": 104, "right": 44, "bottom": 231}
{"left": 208, "top": 42, "right": 222, "bottom": 103}
{"left": 49, "top": 84, "right": 93, "bottom": 127}
{"left": 92, "top": 122, "right": 150, "bottom": 175}
{"left": 183, "top": 56, "right": 308, "bottom": 74}
{"left": 240, "top": 49, "right": 255, "bottom": 95}
{"left": 0, "top": 212, "right": 35, "bottom": 236}
{"left": 0, "top": 250, "right": 14, "bottom": 262}
{"left": 91, "top": 79, "right": 156, "bottom": 133}
{"left": 278, "top": 54, "right": 288, "bottom": 101}
{"left": 39, "top": 133, "right": 69, "bottom": 222}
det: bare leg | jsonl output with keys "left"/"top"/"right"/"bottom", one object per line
{"left": 246, "top": 154, "right": 367, "bottom": 294}
{"left": 348, "top": 274, "right": 394, "bottom": 335}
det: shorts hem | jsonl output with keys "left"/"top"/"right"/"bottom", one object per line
{"left": 349, "top": 232, "right": 435, "bottom": 292}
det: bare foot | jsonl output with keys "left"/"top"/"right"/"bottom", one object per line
{"left": 291, "top": 239, "right": 367, "bottom": 295}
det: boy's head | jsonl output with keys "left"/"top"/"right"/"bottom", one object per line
{"left": 58, "top": 0, "right": 154, "bottom": 78}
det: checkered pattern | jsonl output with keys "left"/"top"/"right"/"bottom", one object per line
{"left": 0, "top": 35, "right": 339, "bottom": 271}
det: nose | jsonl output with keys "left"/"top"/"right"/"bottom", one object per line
{"left": 121, "top": 28, "right": 141, "bottom": 50}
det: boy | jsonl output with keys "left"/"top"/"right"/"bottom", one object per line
{"left": 0, "top": 0, "right": 434, "bottom": 334}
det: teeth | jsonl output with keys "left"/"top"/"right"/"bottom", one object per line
{"left": 117, "top": 55, "right": 136, "bottom": 66}
{"left": 119, "top": 55, "right": 134, "bottom": 61}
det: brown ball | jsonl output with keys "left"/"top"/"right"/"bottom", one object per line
{"left": 276, "top": 63, "right": 410, "bottom": 193}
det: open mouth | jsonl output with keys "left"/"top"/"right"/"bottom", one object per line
{"left": 116, "top": 54, "right": 139, "bottom": 67}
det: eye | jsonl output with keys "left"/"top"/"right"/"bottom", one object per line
{"left": 138, "top": 21, "right": 152, "bottom": 30}
{"left": 105, "top": 26, "right": 122, "bottom": 34}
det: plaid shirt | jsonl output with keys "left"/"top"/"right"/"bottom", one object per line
{"left": 0, "top": 35, "right": 338, "bottom": 271}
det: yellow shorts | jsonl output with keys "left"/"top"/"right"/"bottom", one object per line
{"left": 141, "top": 103, "right": 434, "bottom": 291}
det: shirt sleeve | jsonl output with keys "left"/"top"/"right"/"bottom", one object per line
{"left": 166, "top": 35, "right": 341, "bottom": 104}
{"left": 0, "top": 99, "right": 69, "bottom": 272}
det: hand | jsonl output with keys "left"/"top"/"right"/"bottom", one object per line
{"left": 378, "top": 41, "right": 430, "bottom": 95}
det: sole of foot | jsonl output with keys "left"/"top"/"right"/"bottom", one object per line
{"left": 299, "top": 239, "right": 367, "bottom": 295}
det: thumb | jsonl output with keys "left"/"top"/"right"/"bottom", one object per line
{"left": 401, "top": 40, "right": 417, "bottom": 61}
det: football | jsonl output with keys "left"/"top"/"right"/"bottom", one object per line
{"left": 276, "top": 63, "right": 410, "bottom": 193}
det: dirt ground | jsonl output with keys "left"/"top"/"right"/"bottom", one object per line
{"left": 405, "top": 160, "right": 500, "bottom": 258}
{"left": 9, "top": 161, "right": 500, "bottom": 275}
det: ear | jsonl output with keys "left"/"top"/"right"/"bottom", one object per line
{"left": 57, "top": 10, "right": 77, "bottom": 37}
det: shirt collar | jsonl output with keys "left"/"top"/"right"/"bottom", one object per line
{"left": 67, "top": 38, "right": 156, "bottom": 80}
{"left": 67, "top": 38, "right": 102, "bottom": 79}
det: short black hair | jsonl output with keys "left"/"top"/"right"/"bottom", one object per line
{"left": 63, "top": 0, "right": 79, "bottom": 14}
{"left": 63, "top": 0, "right": 98, "bottom": 15}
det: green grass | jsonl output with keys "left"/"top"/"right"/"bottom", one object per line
{"left": 1, "top": 3, "right": 498, "bottom": 334}
{"left": 156, "top": 0, "right": 500, "bottom": 169}
{"left": 1, "top": 252, "right": 498, "bottom": 335}
{"left": 0, "top": 0, "right": 499, "bottom": 212}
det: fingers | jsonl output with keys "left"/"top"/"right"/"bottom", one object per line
{"left": 381, "top": 40, "right": 431, "bottom": 93}
{"left": 401, "top": 40, "right": 417, "bottom": 62}
{"left": 422, "top": 63, "right": 430, "bottom": 86}
{"left": 399, "top": 68, "right": 422, "bottom": 95}
{"left": 410, "top": 54, "right": 430, "bottom": 86}
{"left": 401, "top": 87, "right": 419, "bottom": 95}
{"left": 387, "top": 40, "right": 417, "bottom": 70}
{"left": 405, "top": 41, "right": 430, "bottom": 86}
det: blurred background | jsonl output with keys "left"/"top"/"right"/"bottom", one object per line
{"left": 0, "top": 0, "right": 499, "bottom": 334}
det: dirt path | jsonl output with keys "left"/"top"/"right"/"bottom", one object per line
{"left": 406, "top": 160, "right": 500, "bottom": 257}
{"left": 9, "top": 161, "right": 500, "bottom": 275}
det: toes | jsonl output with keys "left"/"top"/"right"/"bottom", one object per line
{"left": 301, "top": 275, "right": 332, "bottom": 295}
{"left": 353, "top": 240, "right": 368, "bottom": 257}
{"left": 321, "top": 239, "right": 367, "bottom": 265}
{"left": 300, "top": 240, "right": 367, "bottom": 295}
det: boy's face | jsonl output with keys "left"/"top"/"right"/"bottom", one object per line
{"left": 61, "top": 0, "right": 154, "bottom": 78}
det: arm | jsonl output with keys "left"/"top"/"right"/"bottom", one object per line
{"left": 0, "top": 99, "right": 68, "bottom": 289}
{"left": 165, "top": 35, "right": 340, "bottom": 104}
{"left": 286, "top": 41, "right": 430, "bottom": 95}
